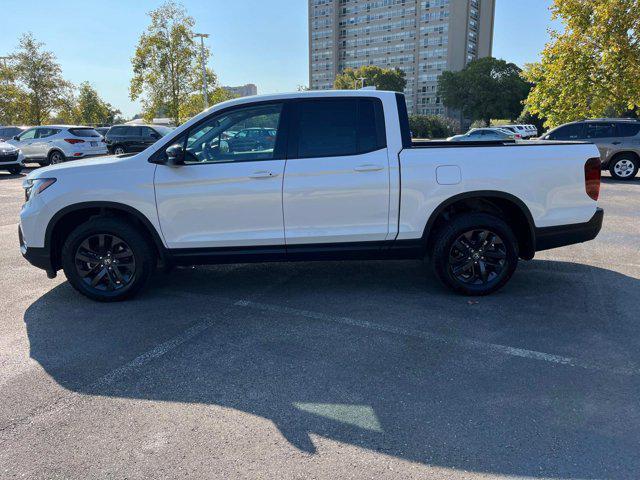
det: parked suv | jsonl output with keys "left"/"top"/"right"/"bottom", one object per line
{"left": 6, "top": 126, "right": 107, "bottom": 166}
{"left": 541, "top": 119, "right": 640, "bottom": 180}
{"left": 105, "top": 125, "right": 174, "bottom": 155}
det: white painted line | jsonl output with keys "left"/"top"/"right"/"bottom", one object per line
{"left": 234, "top": 300, "right": 639, "bottom": 376}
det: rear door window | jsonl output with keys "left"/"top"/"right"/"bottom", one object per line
{"left": 585, "top": 122, "right": 616, "bottom": 139}
{"left": 36, "top": 128, "right": 61, "bottom": 138}
{"left": 293, "top": 98, "right": 385, "bottom": 158}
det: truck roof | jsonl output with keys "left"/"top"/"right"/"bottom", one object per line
{"left": 210, "top": 89, "right": 398, "bottom": 111}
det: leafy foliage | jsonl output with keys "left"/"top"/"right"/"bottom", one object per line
{"left": 439, "top": 57, "right": 531, "bottom": 126}
{"left": 130, "top": 1, "right": 217, "bottom": 125}
{"left": 64, "top": 82, "right": 120, "bottom": 125}
{"left": 524, "top": 0, "right": 640, "bottom": 127}
{"left": 11, "top": 33, "right": 71, "bottom": 125}
{"left": 178, "top": 86, "right": 236, "bottom": 123}
{"left": 334, "top": 65, "right": 407, "bottom": 92}
{"left": 0, "top": 60, "right": 27, "bottom": 125}
{"left": 516, "top": 108, "right": 546, "bottom": 134}
{"left": 408, "top": 115, "right": 458, "bottom": 139}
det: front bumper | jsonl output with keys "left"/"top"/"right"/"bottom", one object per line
{"left": 535, "top": 208, "right": 604, "bottom": 251}
{"left": 0, "top": 155, "right": 23, "bottom": 168}
{"left": 19, "top": 225, "right": 55, "bottom": 276}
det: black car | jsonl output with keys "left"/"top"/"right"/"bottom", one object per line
{"left": 105, "top": 125, "right": 174, "bottom": 155}
{"left": 0, "top": 126, "right": 29, "bottom": 142}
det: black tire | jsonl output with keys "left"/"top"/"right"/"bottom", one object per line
{"left": 61, "top": 217, "right": 155, "bottom": 302}
{"left": 609, "top": 154, "right": 639, "bottom": 180}
{"left": 8, "top": 166, "right": 22, "bottom": 175}
{"left": 48, "top": 150, "right": 65, "bottom": 165}
{"left": 113, "top": 145, "right": 126, "bottom": 155}
{"left": 430, "top": 213, "right": 519, "bottom": 296}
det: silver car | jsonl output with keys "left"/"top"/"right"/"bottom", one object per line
{"left": 541, "top": 119, "right": 640, "bottom": 180}
{"left": 447, "top": 127, "right": 516, "bottom": 142}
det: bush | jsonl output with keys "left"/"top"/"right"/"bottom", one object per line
{"left": 409, "top": 115, "right": 458, "bottom": 139}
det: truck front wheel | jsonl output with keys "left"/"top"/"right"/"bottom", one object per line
{"left": 61, "top": 217, "right": 155, "bottom": 302}
{"left": 430, "top": 213, "right": 519, "bottom": 296}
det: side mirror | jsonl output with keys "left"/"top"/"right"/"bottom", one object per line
{"left": 13, "top": 135, "right": 20, "bottom": 141}
{"left": 165, "top": 144, "right": 185, "bottom": 166}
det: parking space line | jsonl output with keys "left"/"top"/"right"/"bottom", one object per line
{"left": 234, "top": 299, "right": 639, "bottom": 376}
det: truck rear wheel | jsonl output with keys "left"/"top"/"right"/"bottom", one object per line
{"left": 430, "top": 213, "right": 519, "bottom": 296}
{"left": 61, "top": 217, "right": 155, "bottom": 302}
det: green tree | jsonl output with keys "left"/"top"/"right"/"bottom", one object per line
{"left": 12, "top": 33, "right": 70, "bottom": 125}
{"left": 130, "top": 1, "right": 217, "bottom": 125}
{"left": 524, "top": 0, "right": 640, "bottom": 127}
{"left": 0, "top": 60, "right": 28, "bottom": 125}
{"left": 178, "top": 85, "right": 236, "bottom": 123}
{"left": 334, "top": 65, "right": 406, "bottom": 92}
{"left": 49, "top": 84, "right": 77, "bottom": 124}
{"left": 439, "top": 57, "right": 531, "bottom": 126}
{"left": 74, "top": 82, "right": 121, "bottom": 125}
{"left": 408, "top": 115, "right": 458, "bottom": 139}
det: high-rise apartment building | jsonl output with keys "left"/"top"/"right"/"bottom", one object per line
{"left": 308, "top": 0, "right": 495, "bottom": 116}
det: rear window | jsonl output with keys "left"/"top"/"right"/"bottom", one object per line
{"left": 294, "top": 98, "right": 386, "bottom": 158}
{"left": 617, "top": 123, "right": 640, "bottom": 137}
{"left": 69, "top": 128, "right": 100, "bottom": 137}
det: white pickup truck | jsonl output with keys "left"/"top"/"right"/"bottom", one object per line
{"left": 19, "top": 90, "right": 603, "bottom": 301}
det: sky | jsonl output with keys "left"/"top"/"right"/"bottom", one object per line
{"left": 0, "top": 0, "right": 561, "bottom": 117}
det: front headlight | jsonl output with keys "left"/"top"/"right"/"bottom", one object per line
{"left": 23, "top": 178, "right": 56, "bottom": 202}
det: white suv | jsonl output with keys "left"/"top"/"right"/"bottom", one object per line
{"left": 7, "top": 126, "right": 107, "bottom": 166}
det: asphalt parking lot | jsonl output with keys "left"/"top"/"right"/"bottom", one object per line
{"left": 0, "top": 167, "right": 639, "bottom": 479}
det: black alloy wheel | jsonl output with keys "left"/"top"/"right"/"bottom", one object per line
{"left": 74, "top": 234, "right": 136, "bottom": 292}
{"left": 430, "top": 212, "right": 519, "bottom": 296}
{"left": 448, "top": 229, "right": 507, "bottom": 286}
{"left": 62, "top": 217, "right": 155, "bottom": 301}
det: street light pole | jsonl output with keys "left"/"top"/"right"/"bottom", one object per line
{"left": 193, "top": 33, "right": 209, "bottom": 109}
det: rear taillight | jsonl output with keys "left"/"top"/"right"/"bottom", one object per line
{"left": 64, "top": 138, "right": 85, "bottom": 144}
{"left": 585, "top": 157, "right": 601, "bottom": 201}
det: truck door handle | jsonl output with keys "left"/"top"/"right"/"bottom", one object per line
{"left": 249, "top": 171, "right": 278, "bottom": 179}
{"left": 612, "top": 141, "right": 621, "bottom": 145}
{"left": 354, "top": 164, "right": 384, "bottom": 172}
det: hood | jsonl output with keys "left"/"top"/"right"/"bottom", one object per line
{"left": 27, "top": 154, "right": 137, "bottom": 180}
{"left": 0, "top": 141, "right": 19, "bottom": 152}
